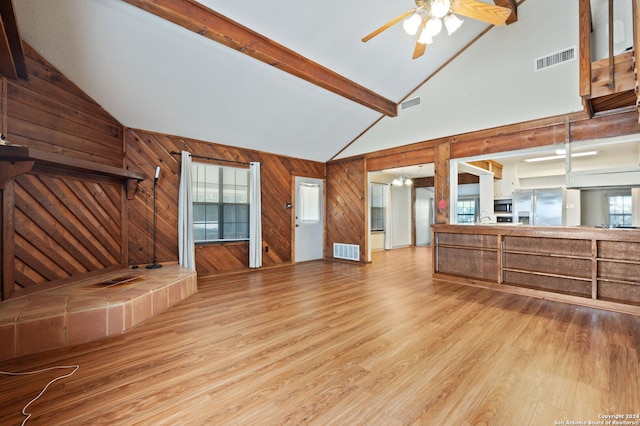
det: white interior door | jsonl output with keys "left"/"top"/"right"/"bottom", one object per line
{"left": 294, "top": 176, "right": 324, "bottom": 262}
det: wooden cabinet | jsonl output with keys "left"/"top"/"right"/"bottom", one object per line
{"left": 502, "top": 236, "right": 592, "bottom": 298}
{"left": 597, "top": 241, "right": 640, "bottom": 305}
{"left": 434, "top": 233, "right": 498, "bottom": 281}
{"left": 433, "top": 224, "right": 640, "bottom": 316}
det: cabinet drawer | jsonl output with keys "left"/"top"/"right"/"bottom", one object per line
{"left": 436, "top": 247, "right": 498, "bottom": 281}
{"left": 504, "top": 253, "right": 592, "bottom": 279}
{"left": 503, "top": 270, "right": 591, "bottom": 297}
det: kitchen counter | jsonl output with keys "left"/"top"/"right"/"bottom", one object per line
{"left": 432, "top": 224, "right": 640, "bottom": 316}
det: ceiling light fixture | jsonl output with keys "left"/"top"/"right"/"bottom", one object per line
{"left": 524, "top": 151, "right": 598, "bottom": 163}
{"left": 403, "top": 11, "right": 424, "bottom": 35}
{"left": 431, "top": 0, "right": 451, "bottom": 18}
{"left": 444, "top": 13, "right": 464, "bottom": 35}
{"left": 410, "top": 0, "right": 460, "bottom": 45}
{"left": 392, "top": 169, "right": 414, "bottom": 186}
{"left": 362, "top": 0, "right": 511, "bottom": 60}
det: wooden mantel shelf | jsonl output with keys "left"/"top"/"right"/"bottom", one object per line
{"left": 0, "top": 144, "right": 146, "bottom": 198}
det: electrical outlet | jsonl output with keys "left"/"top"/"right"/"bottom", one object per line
{"left": 264, "top": 246, "right": 269, "bottom": 252}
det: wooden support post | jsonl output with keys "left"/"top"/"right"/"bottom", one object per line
{"left": 434, "top": 143, "right": 450, "bottom": 224}
{"left": 1, "top": 180, "right": 16, "bottom": 300}
{"left": 578, "top": 0, "right": 592, "bottom": 101}
{"left": 608, "top": 0, "right": 615, "bottom": 89}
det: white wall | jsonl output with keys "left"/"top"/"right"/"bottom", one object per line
{"left": 370, "top": 232, "right": 385, "bottom": 252}
{"left": 565, "top": 189, "right": 581, "bottom": 227}
{"left": 478, "top": 174, "right": 495, "bottom": 223}
{"left": 391, "top": 185, "right": 412, "bottom": 248}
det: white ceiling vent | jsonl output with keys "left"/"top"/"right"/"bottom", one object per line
{"left": 535, "top": 47, "right": 576, "bottom": 71}
{"left": 401, "top": 97, "right": 421, "bottom": 110}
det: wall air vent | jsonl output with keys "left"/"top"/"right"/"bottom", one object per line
{"left": 401, "top": 97, "right": 421, "bottom": 110}
{"left": 333, "top": 243, "right": 360, "bottom": 261}
{"left": 535, "top": 47, "right": 576, "bottom": 71}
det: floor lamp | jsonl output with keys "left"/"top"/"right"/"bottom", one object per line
{"left": 147, "top": 165, "right": 163, "bottom": 269}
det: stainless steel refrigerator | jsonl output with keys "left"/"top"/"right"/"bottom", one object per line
{"left": 513, "top": 188, "right": 564, "bottom": 226}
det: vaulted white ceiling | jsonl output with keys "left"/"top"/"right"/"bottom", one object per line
{"left": 13, "top": 0, "right": 583, "bottom": 163}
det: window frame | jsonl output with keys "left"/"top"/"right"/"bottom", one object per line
{"left": 457, "top": 197, "right": 478, "bottom": 224}
{"left": 192, "top": 162, "right": 250, "bottom": 244}
{"left": 608, "top": 193, "right": 632, "bottom": 227}
{"left": 369, "top": 183, "right": 386, "bottom": 232}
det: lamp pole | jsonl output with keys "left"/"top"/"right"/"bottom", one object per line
{"left": 147, "top": 165, "right": 162, "bottom": 269}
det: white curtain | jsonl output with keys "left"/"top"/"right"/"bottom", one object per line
{"left": 384, "top": 184, "right": 393, "bottom": 250}
{"left": 249, "top": 162, "right": 262, "bottom": 268}
{"left": 178, "top": 151, "right": 195, "bottom": 270}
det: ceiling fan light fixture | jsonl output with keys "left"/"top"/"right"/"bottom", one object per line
{"left": 418, "top": 27, "right": 433, "bottom": 44}
{"left": 362, "top": 0, "right": 509, "bottom": 59}
{"left": 403, "top": 12, "right": 423, "bottom": 35}
{"left": 425, "top": 17, "right": 442, "bottom": 37}
{"left": 430, "top": 0, "right": 451, "bottom": 19}
{"left": 444, "top": 13, "right": 463, "bottom": 35}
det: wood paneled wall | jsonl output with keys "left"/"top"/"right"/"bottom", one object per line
{"left": 12, "top": 173, "right": 124, "bottom": 294}
{"left": 325, "top": 157, "right": 368, "bottom": 263}
{"left": 4, "top": 43, "right": 123, "bottom": 166}
{"left": 1, "top": 43, "right": 127, "bottom": 300}
{"left": 125, "top": 130, "right": 325, "bottom": 275}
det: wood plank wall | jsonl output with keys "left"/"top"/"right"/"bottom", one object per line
{"left": 4, "top": 44, "right": 123, "bottom": 166}
{"left": 12, "top": 173, "right": 124, "bottom": 294}
{"left": 125, "top": 129, "right": 325, "bottom": 275}
{"left": 325, "top": 157, "right": 368, "bottom": 263}
{"left": 0, "top": 43, "right": 127, "bottom": 299}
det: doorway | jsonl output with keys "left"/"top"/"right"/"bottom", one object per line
{"left": 415, "top": 187, "right": 434, "bottom": 245}
{"left": 294, "top": 176, "right": 324, "bottom": 262}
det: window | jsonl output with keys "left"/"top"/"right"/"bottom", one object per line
{"left": 370, "top": 183, "right": 385, "bottom": 231}
{"left": 192, "top": 162, "right": 249, "bottom": 243}
{"left": 298, "top": 183, "right": 321, "bottom": 222}
{"left": 608, "top": 194, "right": 632, "bottom": 227}
{"left": 457, "top": 198, "right": 478, "bottom": 224}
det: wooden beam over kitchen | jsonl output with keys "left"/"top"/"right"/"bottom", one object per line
{"left": 122, "top": 0, "right": 398, "bottom": 117}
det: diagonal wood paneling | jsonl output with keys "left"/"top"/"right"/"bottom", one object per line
{"left": 325, "top": 157, "right": 367, "bottom": 263}
{"left": 126, "top": 129, "right": 325, "bottom": 275}
{"left": 12, "top": 174, "right": 123, "bottom": 293}
{"left": 0, "top": 42, "right": 127, "bottom": 299}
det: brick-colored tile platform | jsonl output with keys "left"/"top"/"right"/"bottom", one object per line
{"left": 0, "top": 264, "right": 197, "bottom": 361}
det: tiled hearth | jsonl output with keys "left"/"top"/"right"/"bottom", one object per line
{"left": 0, "top": 264, "right": 197, "bottom": 361}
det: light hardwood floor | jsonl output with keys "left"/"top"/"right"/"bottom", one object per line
{"left": 1, "top": 247, "right": 639, "bottom": 425}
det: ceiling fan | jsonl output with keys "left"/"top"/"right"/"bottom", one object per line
{"left": 362, "top": 0, "right": 512, "bottom": 59}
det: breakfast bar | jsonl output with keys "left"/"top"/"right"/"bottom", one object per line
{"left": 432, "top": 224, "right": 640, "bottom": 316}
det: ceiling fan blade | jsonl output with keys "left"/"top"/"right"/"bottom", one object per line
{"left": 450, "top": 0, "right": 512, "bottom": 26}
{"left": 412, "top": 18, "right": 429, "bottom": 59}
{"left": 413, "top": 41, "right": 427, "bottom": 59}
{"left": 362, "top": 9, "right": 416, "bottom": 42}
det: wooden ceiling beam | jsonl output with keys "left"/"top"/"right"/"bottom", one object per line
{"left": 494, "top": 0, "right": 518, "bottom": 25}
{"left": 122, "top": 0, "right": 398, "bottom": 117}
{"left": 0, "top": 0, "right": 28, "bottom": 80}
